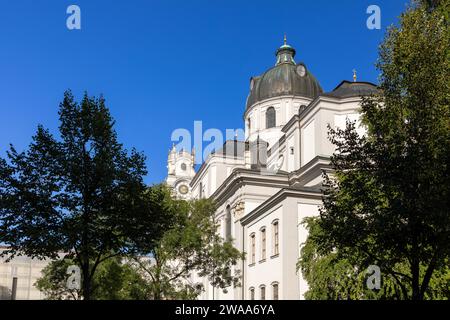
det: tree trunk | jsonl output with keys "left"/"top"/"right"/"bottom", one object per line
{"left": 82, "top": 263, "right": 92, "bottom": 300}
{"left": 411, "top": 236, "right": 421, "bottom": 300}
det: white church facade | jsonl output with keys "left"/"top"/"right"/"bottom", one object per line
{"left": 166, "top": 39, "right": 377, "bottom": 300}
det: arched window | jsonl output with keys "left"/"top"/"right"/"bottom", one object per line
{"left": 249, "top": 233, "right": 256, "bottom": 265}
{"left": 249, "top": 287, "right": 255, "bottom": 300}
{"left": 299, "top": 104, "right": 307, "bottom": 114}
{"left": 266, "top": 107, "right": 276, "bottom": 129}
{"left": 225, "top": 205, "right": 232, "bottom": 242}
{"left": 272, "top": 282, "right": 279, "bottom": 300}
{"left": 260, "top": 285, "right": 266, "bottom": 300}
{"left": 272, "top": 220, "right": 279, "bottom": 256}
{"left": 260, "top": 227, "right": 266, "bottom": 261}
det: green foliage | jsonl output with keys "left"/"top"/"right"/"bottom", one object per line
{"left": 315, "top": 1, "right": 449, "bottom": 300}
{"left": 0, "top": 91, "right": 157, "bottom": 299}
{"left": 298, "top": 218, "right": 450, "bottom": 300}
{"left": 134, "top": 186, "right": 244, "bottom": 300}
{"left": 92, "top": 257, "right": 151, "bottom": 300}
{"left": 35, "top": 257, "right": 151, "bottom": 300}
{"left": 35, "top": 259, "right": 81, "bottom": 300}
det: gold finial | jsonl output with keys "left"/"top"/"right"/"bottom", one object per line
{"left": 283, "top": 34, "right": 287, "bottom": 46}
{"left": 353, "top": 69, "right": 357, "bottom": 82}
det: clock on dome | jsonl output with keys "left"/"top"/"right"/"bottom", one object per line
{"left": 296, "top": 64, "right": 306, "bottom": 77}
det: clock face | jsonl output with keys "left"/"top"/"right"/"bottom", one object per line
{"left": 296, "top": 65, "right": 306, "bottom": 77}
{"left": 178, "top": 184, "right": 189, "bottom": 195}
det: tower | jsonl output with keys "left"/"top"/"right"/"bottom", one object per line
{"left": 166, "top": 145, "right": 196, "bottom": 199}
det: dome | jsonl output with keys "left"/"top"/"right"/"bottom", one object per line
{"left": 246, "top": 38, "right": 323, "bottom": 109}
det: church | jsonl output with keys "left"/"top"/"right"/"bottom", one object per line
{"left": 166, "top": 37, "right": 377, "bottom": 300}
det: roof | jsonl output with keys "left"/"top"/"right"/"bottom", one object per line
{"left": 321, "top": 80, "right": 378, "bottom": 98}
{"left": 246, "top": 42, "right": 323, "bottom": 109}
{"left": 212, "top": 140, "right": 247, "bottom": 158}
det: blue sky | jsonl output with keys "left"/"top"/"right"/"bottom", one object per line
{"left": 0, "top": 0, "right": 408, "bottom": 184}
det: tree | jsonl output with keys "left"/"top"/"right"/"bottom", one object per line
{"left": 35, "top": 259, "right": 81, "bottom": 300}
{"left": 298, "top": 218, "right": 450, "bottom": 300}
{"left": 0, "top": 91, "right": 157, "bottom": 300}
{"left": 35, "top": 257, "right": 151, "bottom": 300}
{"left": 133, "top": 185, "right": 244, "bottom": 300}
{"left": 316, "top": 0, "right": 449, "bottom": 300}
{"left": 91, "top": 257, "right": 151, "bottom": 300}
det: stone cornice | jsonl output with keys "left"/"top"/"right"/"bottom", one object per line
{"left": 288, "top": 155, "right": 332, "bottom": 186}
{"left": 211, "top": 168, "right": 290, "bottom": 207}
{"left": 243, "top": 95, "right": 313, "bottom": 120}
{"left": 190, "top": 154, "right": 245, "bottom": 188}
{"left": 240, "top": 186, "right": 322, "bottom": 226}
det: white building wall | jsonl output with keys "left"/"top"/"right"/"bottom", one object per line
{"left": 245, "top": 96, "right": 312, "bottom": 149}
{"left": 297, "top": 202, "right": 320, "bottom": 299}
{"left": 301, "top": 119, "right": 315, "bottom": 166}
{"left": 181, "top": 93, "right": 368, "bottom": 301}
{"left": 0, "top": 249, "right": 60, "bottom": 300}
{"left": 245, "top": 206, "right": 283, "bottom": 300}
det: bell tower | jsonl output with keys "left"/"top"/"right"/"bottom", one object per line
{"left": 166, "top": 145, "right": 196, "bottom": 199}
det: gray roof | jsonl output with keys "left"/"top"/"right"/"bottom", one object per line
{"left": 212, "top": 140, "right": 247, "bottom": 158}
{"left": 289, "top": 184, "right": 322, "bottom": 193}
{"left": 322, "top": 80, "right": 378, "bottom": 98}
{"left": 246, "top": 42, "right": 323, "bottom": 109}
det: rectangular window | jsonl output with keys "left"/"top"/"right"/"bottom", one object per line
{"left": 249, "top": 288, "right": 255, "bottom": 300}
{"left": 225, "top": 207, "right": 232, "bottom": 242}
{"left": 261, "top": 228, "right": 266, "bottom": 260}
{"left": 273, "top": 283, "right": 279, "bottom": 300}
{"left": 250, "top": 234, "right": 255, "bottom": 264}
{"left": 273, "top": 222, "right": 279, "bottom": 256}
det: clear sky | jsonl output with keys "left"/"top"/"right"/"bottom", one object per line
{"left": 0, "top": 0, "right": 409, "bottom": 184}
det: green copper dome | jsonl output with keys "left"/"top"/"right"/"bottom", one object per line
{"left": 246, "top": 40, "right": 323, "bottom": 109}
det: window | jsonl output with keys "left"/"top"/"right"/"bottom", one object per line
{"left": 248, "top": 119, "right": 251, "bottom": 131}
{"left": 199, "top": 182, "right": 203, "bottom": 199}
{"left": 249, "top": 287, "right": 255, "bottom": 300}
{"left": 250, "top": 233, "right": 256, "bottom": 265}
{"left": 225, "top": 206, "right": 232, "bottom": 242}
{"left": 266, "top": 107, "right": 276, "bottom": 128}
{"left": 181, "top": 163, "right": 187, "bottom": 171}
{"left": 272, "top": 282, "right": 279, "bottom": 300}
{"left": 260, "top": 285, "right": 266, "bottom": 300}
{"left": 260, "top": 227, "right": 266, "bottom": 261}
{"left": 299, "top": 104, "right": 307, "bottom": 114}
{"left": 272, "top": 220, "right": 279, "bottom": 256}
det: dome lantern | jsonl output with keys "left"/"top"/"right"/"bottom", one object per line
{"left": 275, "top": 35, "right": 296, "bottom": 65}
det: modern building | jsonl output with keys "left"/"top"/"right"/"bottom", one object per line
{"left": 0, "top": 247, "right": 50, "bottom": 300}
{"left": 166, "top": 38, "right": 377, "bottom": 300}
